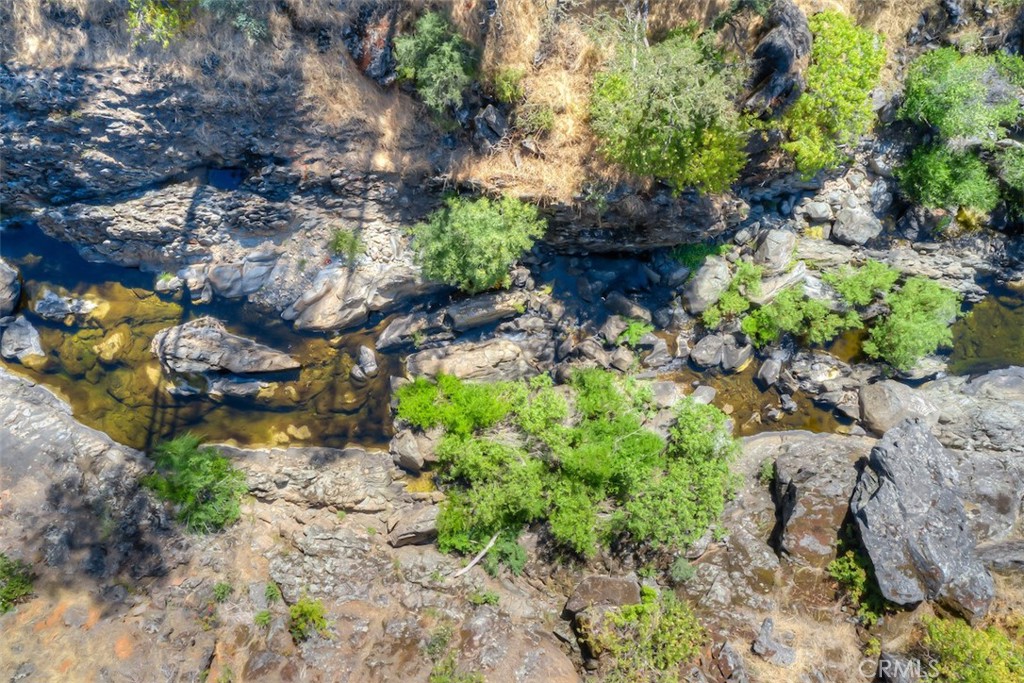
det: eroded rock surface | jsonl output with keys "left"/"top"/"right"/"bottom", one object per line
{"left": 150, "top": 317, "right": 299, "bottom": 375}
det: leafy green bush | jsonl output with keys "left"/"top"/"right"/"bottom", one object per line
{"left": 143, "top": 434, "right": 248, "bottom": 533}
{"left": 254, "top": 610, "right": 272, "bottom": 628}
{"left": 782, "top": 11, "right": 885, "bottom": 174}
{"left": 398, "top": 371, "right": 736, "bottom": 562}
{"left": 596, "top": 587, "right": 705, "bottom": 682}
{"left": 827, "top": 549, "right": 888, "bottom": 626}
{"left": 514, "top": 103, "right": 556, "bottom": 135}
{"left": 670, "top": 242, "right": 730, "bottom": 273}
{"left": 1000, "top": 147, "right": 1024, "bottom": 193}
{"left": 668, "top": 557, "right": 696, "bottom": 585}
{"left": 741, "top": 285, "right": 859, "bottom": 347}
{"left": 411, "top": 195, "right": 546, "bottom": 294}
{"left": 199, "top": 0, "right": 266, "bottom": 40}
{"left": 897, "top": 145, "right": 1001, "bottom": 213}
{"left": 395, "top": 12, "right": 476, "bottom": 116}
{"left": 863, "top": 277, "right": 961, "bottom": 371}
{"left": 212, "top": 581, "right": 233, "bottom": 603}
{"left": 702, "top": 261, "right": 763, "bottom": 328}
{"left": 618, "top": 319, "right": 654, "bottom": 348}
{"left": 128, "top": 0, "right": 196, "bottom": 46}
{"left": 482, "top": 534, "right": 528, "bottom": 577}
{"left": 901, "top": 47, "right": 1023, "bottom": 141}
{"left": 467, "top": 590, "right": 499, "bottom": 606}
{"left": 491, "top": 67, "right": 526, "bottom": 103}
{"left": 824, "top": 259, "right": 900, "bottom": 307}
{"left": 923, "top": 616, "right": 1024, "bottom": 682}
{"left": 288, "top": 596, "right": 329, "bottom": 641}
{"left": 0, "top": 553, "right": 33, "bottom": 613}
{"left": 590, "top": 27, "right": 747, "bottom": 193}
{"left": 265, "top": 582, "right": 281, "bottom": 604}
{"left": 329, "top": 228, "right": 364, "bottom": 261}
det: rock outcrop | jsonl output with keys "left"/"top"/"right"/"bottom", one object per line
{"left": 405, "top": 338, "right": 543, "bottom": 382}
{"left": 150, "top": 317, "right": 300, "bottom": 375}
{"left": 850, "top": 419, "right": 994, "bottom": 621}
{"left": 0, "top": 258, "right": 20, "bottom": 316}
{"left": 0, "top": 315, "right": 44, "bottom": 363}
{"left": 745, "top": 0, "right": 812, "bottom": 117}
{"left": 859, "top": 380, "right": 939, "bottom": 436}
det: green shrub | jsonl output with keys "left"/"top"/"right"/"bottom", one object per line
{"left": 254, "top": 610, "right": 272, "bottom": 628}
{"left": 741, "top": 286, "right": 860, "bottom": 347}
{"left": 395, "top": 375, "right": 515, "bottom": 436}
{"left": 757, "top": 458, "right": 775, "bottom": 486}
{"left": 999, "top": 147, "right": 1024, "bottom": 193}
{"left": 467, "top": 590, "right": 500, "bottom": 606}
{"left": 668, "top": 557, "right": 696, "bottom": 585}
{"left": 127, "top": 0, "right": 196, "bottom": 47}
{"left": 617, "top": 319, "right": 654, "bottom": 348}
{"left": 429, "top": 654, "right": 485, "bottom": 683}
{"left": 212, "top": 581, "right": 233, "bottom": 603}
{"left": 199, "top": 0, "right": 267, "bottom": 40}
{"left": 827, "top": 549, "right": 889, "bottom": 626}
{"left": 143, "top": 434, "right": 248, "bottom": 533}
{"left": 901, "top": 47, "right": 1023, "bottom": 141}
{"left": 0, "top": 553, "right": 34, "bottom": 613}
{"left": 782, "top": 11, "right": 885, "bottom": 174}
{"left": 492, "top": 67, "right": 526, "bottom": 103}
{"left": 395, "top": 12, "right": 476, "bottom": 116}
{"left": 702, "top": 261, "right": 763, "bottom": 328}
{"left": 596, "top": 587, "right": 705, "bottom": 682}
{"left": 328, "top": 228, "right": 364, "bottom": 261}
{"left": 411, "top": 195, "right": 546, "bottom": 294}
{"left": 923, "top": 616, "right": 1024, "bottom": 682}
{"left": 824, "top": 259, "right": 900, "bottom": 307}
{"left": 399, "top": 370, "right": 734, "bottom": 562}
{"left": 264, "top": 582, "right": 281, "bottom": 604}
{"left": 288, "top": 596, "right": 329, "bottom": 641}
{"left": 863, "top": 277, "right": 961, "bottom": 371}
{"left": 897, "top": 145, "right": 1001, "bottom": 213}
{"left": 589, "top": 27, "right": 748, "bottom": 193}
{"left": 670, "top": 242, "right": 730, "bottom": 273}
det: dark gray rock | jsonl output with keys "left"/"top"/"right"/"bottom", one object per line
{"left": 642, "top": 337, "right": 672, "bottom": 369}
{"left": 564, "top": 575, "right": 641, "bottom": 616}
{"left": 0, "top": 258, "right": 20, "bottom": 317}
{"left": 752, "top": 229, "right": 796, "bottom": 274}
{"left": 445, "top": 291, "right": 528, "bottom": 332}
{"left": 751, "top": 618, "right": 796, "bottom": 667}
{"left": 831, "top": 207, "right": 882, "bottom": 245}
{"left": 691, "top": 334, "right": 725, "bottom": 368}
{"left": 721, "top": 336, "right": 754, "bottom": 372}
{"left": 757, "top": 358, "right": 782, "bottom": 388}
{"left": 390, "top": 429, "right": 423, "bottom": 472}
{"left": 605, "top": 291, "right": 652, "bottom": 323}
{"left": 33, "top": 288, "right": 97, "bottom": 323}
{"left": 376, "top": 311, "right": 450, "bottom": 351}
{"left": 745, "top": 0, "right": 811, "bottom": 117}
{"left": 684, "top": 257, "right": 731, "bottom": 314}
{"left": 150, "top": 317, "right": 300, "bottom": 375}
{"left": 472, "top": 104, "right": 509, "bottom": 152}
{"left": 387, "top": 505, "right": 438, "bottom": 547}
{"left": 859, "top": 381, "right": 939, "bottom": 436}
{"left": 877, "top": 652, "right": 921, "bottom": 683}
{"left": 976, "top": 541, "right": 1024, "bottom": 572}
{"left": 850, "top": 419, "right": 994, "bottom": 621}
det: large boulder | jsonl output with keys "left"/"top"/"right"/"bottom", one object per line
{"left": 0, "top": 258, "right": 20, "bottom": 317}
{"left": 850, "top": 419, "right": 994, "bottom": 621}
{"left": 405, "top": 338, "right": 539, "bottom": 382}
{"left": 445, "top": 290, "right": 529, "bottom": 332}
{"left": 564, "top": 575, "right": 641, "bottom": 616}
{"left": 690, "top": 334, "right": 726, "bottom": 368}
{"left": 745, "top": 0, "right": 812, "bottom": 116}
{"left": 387, "top": 505, "right": 439, "bottom": 547}
{"left": 752, "top": 229, "right": 796, "bottom": 274}
{"left": 774, "top": 434, "right": 875, "bottom": 567}
{"left": 859, "top": 380, "right": 939, "bottom": 435}
{"left": 683, "top": 257, "right": 731, "bottom": 314}
{"left": 150, "top": 317, "right": 300, "bottom": 375}
{"left": 831, "top": 207, "right": 883, "bottom": 245}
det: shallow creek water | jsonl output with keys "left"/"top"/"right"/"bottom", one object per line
{"left": 2, "top": 222, "right": 1018, "bottom": 451}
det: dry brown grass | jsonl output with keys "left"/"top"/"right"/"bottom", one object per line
{"left": 741, "top": 608, "right": 866, "bottom": 682}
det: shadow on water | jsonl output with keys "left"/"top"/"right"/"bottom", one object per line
{"left": 949, "top": 284, "right": 1024, "bottom": 376}
{"left": 1, "top": 221, "right": 398, "bottom": 451}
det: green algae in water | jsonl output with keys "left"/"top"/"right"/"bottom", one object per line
{"left": 949, "top": 286, "right": 1024, "bottom": 375}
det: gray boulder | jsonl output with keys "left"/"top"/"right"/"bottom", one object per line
{"left": 606, "top": 291, "right": 652, "bottom": 323}
{"left": 745, "top": 0, "right": 812, "bottom": 117}
{"left": 390, "top": 429, "right": 424, "bottom": 472}
{"left": 752, "top": 229, "right": 796, "bottom": 274}
{"left": 859, "top": 380, "right": 939, "bottom": 435}
{"left": 405, "top": 338, "right": 538, "bottom": 382}
{"left": 0, "top": 316, "right": 44, "bottom": 362}
{"left": 690, "top": 334, "right": 725, "bottom": 368}
{"left": 150, "top": 317, "right": 300, "bottom": 375}
{"left": 446, "top": 290, "right": 528, "bottom": 331}
{"left": 721, "top": 336, "right": 754, "bottom": 372}
{"left": 850, "top": 419, "right": 994, "bottom": 621}
{"left": 33, "top": 288, "right": 97, "bottom": 324}
{"left": 684, "top": 257, "right": 731, "bottom": 314}
{"left": 751, "top": 618, "right": 796, "bottom": 667}
{"left": 0, "top": 258, "right": 20, "bottom": 317}
{"left": 387, "top": 505, "right": 438, "bottom": 547}
{"left": 564, "top": 575, "right": 641, "bottom": 616}
{"left": 831, "top": 207, "right": 882, "bottom": 245}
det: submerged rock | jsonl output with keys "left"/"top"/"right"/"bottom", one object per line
{"left": 150, "top": 316, "right": 300, "bottom": 375}
{"left": 33, "top": 288, "right": 97, "bottom": 324}
{"left": 0, "top": 315, "right": 44, "bottom": 363}
{"left": 850, "top": 419, "right": 994, "bottom": 621}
